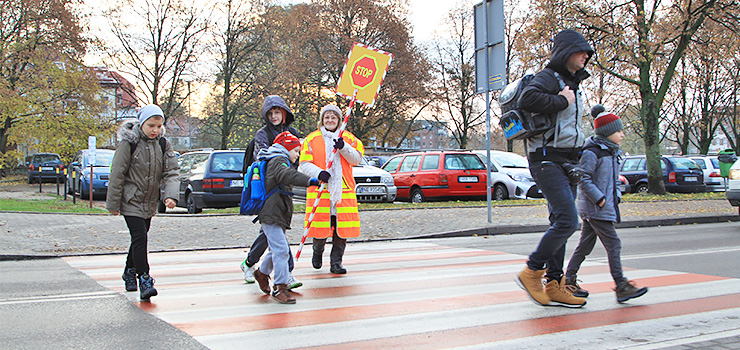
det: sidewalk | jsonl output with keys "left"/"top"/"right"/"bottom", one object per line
{"left": 1, "top": 199, "right": 736, "bottom": 259}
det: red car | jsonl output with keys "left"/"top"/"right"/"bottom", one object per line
{"left": 381, "top": 150, "right": 488, "bottom": 202}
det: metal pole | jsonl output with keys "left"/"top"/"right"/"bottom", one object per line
{"left": 484, "top": 0, "right": 492, "bottom": 223}
{"left": 89, "top": 165, "right": 93, "bottom": 208}
{"left": 72, "top": 170, "right": 76, "bottom": 205}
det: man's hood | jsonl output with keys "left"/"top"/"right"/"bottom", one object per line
{"left": 547, "top": 29, "right": 594, "bottom": 77}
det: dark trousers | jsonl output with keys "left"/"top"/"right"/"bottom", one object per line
{"left": 566, "top": 218, "right": 624, "bottom": 283}
{"left": 246, "top": 227, "right": 294, "bottom": 271}
{"left": 312, "top": 215, "right": 347, "bottom": 266}
{"left": 527, "top": 161, "right": 579, "bottom": 281}
{"left": 124, "top": 216, "right": 152, "bottom": 277}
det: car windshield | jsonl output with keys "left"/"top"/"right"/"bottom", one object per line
{"left": 211, "top": 153, "right": 243, "bottom": 172}
{"left": 444, "top": 154, "right": 486, "bottom": 170}
{"left": 85, "top": 151, "right": 114, "bottom": 167}
{"left": 690, "top": 158, "right": 706, "bottom": 169}
{"left": 670, "top": 157, "right": 700, "bottom": 170}
{"left": 711, "top": 157, "right": 719, "bottom": 168}
{"left": 491, "top": 152, "right": 529, "bottom": 168}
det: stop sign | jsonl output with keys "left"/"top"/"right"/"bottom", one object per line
{"left": 350, "top": 56, "right": 377, "bottom": 89}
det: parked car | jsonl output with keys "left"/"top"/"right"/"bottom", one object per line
{"left": 620, "top": 155, "right": 705, "bottom": 193}
{"left": 293, "top": 157, "right": 397, "bottom": 203}
{"left": 618, "top": 174, "right": 630, "bottom": 194}
{"left": 689, "top": 155, "right": 726, "bottom": 192}
{"left": 473, "top": 150, "right": 541, "bottom": 200}
{"left": 27, "top": 153, "right": 65, "bottom": 184}
{"left": 67, "top": 149, "right": 115, "bottom": 198}
{"left": 725, "top": 160, "right": 740, "bottom": 215}
{"left": 176, "top": 149, "right": 245, "bottom": 214}
{"left": 381, "top": 150, "right": 488, "bottom": 202}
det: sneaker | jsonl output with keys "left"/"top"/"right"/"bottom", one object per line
{"left": 122, "top": 268, "right": 137, "bottom": 292}
{"left": 253, "top": 267, "right": 271, "bottom": 295}
{"left": 545, "top": 278, "right": 586, "bottom": 308}
{"left": 330, "top": 264, "right": 347, "bottom": 274}
{"left": 138, "top": 274, "right": 158, "bottom": 300}
{"left": 240, "top": 260, "right": 255, "bottom": 284}
{"left": 515, "top": 267, "right": 550, "bottom": 306}
{"left": 287, "top": 275, "right": 303, "bottom": 291}
{"left": 564, "top": 277, "right": 589, "bottom": 298}
{"left": 271, "top": 284, "right": 296, "bottom": 304}
{"left": 615, "top": 280, "right": 648, "bottom": 303}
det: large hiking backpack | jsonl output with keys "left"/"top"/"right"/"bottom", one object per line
{"left": 498, "top": 70, "right": 564, "bottom": 141}
{"left": 239, "top": 157, "right": 286, "bottom": 216}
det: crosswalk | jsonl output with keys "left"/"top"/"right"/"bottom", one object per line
{"left": 64, "top": 240, "right": 740, "bottom": 349}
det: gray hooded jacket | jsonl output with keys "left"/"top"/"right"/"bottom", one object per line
{"left": 520, "top": 29, "right": 594, "bottom": 163}
{"left": 105, "top": 120, "right": 180, "bottom": 219}
{"left": 577, "top": 136, "right": 622, "bottom": 223}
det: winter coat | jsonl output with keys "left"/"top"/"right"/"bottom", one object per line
{"left": 105, "top": 120, "right": 180, "bottom": 219}
{"left": 257, "top": 144, "right": 313, "bottom": 230}
{"left": 252, "top": 95, "right": 301, "bottom": 161}
{"left": 577, "top": 136, "right": 622, "bottom": 223}
{"left": 520, "top": 30, "right": 594, "bottom": 163}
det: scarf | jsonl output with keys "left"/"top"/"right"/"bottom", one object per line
{"left": 320, "top": 126, "right": 344, "bottom": 205}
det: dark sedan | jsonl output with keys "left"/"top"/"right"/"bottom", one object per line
{"left": 621, "top": 155, "right": 705, "bottom": 193}
{"left": 176, "top": 149, "right": 245, "bottom": 214}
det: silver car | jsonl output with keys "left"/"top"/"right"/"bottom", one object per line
{"left": 293, "top": 157, "right": 397, "bottom": 203}
{"left": 474, "top": 150, "right": 542, "bottom": 200}
{"left": 690, "top": 155, "right": 726, "bottom": 192}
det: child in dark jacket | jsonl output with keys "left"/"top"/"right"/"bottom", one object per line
{"left": 251, "top": 131, "right": 323, "bottom": 304}
{"left": 564, "top": 105, "right": 648, "bottom": 303}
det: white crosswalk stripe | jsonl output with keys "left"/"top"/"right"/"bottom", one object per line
{"left": 64, "top": 241, "right": 740, "bottom": 350}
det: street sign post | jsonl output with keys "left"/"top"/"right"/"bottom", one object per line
{"left": 336, "top": 43, "right": 393, "bottom": 106}
{"left": 87, "top": 136, "right": 96, "bottom": 207}
{"left": 474, "top": 0, "right": 505, "bottom": 223}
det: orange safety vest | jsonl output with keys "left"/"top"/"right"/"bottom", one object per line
{"left": 300, "top": 130, "right": 364, "bottom": 239}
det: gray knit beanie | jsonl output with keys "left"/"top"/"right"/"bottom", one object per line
{"left": 137, "top": 104, "right": 165, "bottom": 125}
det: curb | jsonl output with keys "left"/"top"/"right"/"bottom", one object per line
{"left": 4, "top": 214, "right": 736, "bottom": 261}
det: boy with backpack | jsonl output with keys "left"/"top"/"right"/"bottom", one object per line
{"left": 241, "top": 95, "right": 302, "bottom": 289}
{"left": 564, "top": 105, "right": 648, "bottom": 303}
{"left": 106, "top": 104, "right": 180, "bottom": 300}
{"left": 250, "top": 131, "right": 323, "bottom": 304}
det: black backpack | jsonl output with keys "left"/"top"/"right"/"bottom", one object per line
{"left": 498, "top": 69, "right": 564, "bottom": 141}
{"left": 130, "top": 137, "right": 167, "bottom": 156}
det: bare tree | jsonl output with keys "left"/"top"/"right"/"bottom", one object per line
{"left": 105, "top": 0, "right": 210, "bottom": 121}
{"left": 429, "top": 4, "right": 484, "bottom": 149}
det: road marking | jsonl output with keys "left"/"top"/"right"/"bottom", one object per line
{"left": 65, "top": 241, "right": 740, "bottom": 349}
{"left": 0, "top": 290, "right": 120, "bottom": 305}
{"left": 615, "top": 246, "right": 740, "bottom": 261}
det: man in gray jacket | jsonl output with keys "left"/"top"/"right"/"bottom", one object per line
{"left": 515, "top": 29, "right": 593, "bottom": 308}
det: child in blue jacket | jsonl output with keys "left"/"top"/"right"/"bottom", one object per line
{"left": 564, "top": 105, "right": 648, "bottom": 303}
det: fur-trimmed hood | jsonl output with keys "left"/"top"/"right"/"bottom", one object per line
{"left": 117, "top": 119, "right": 167, "bottom": 144}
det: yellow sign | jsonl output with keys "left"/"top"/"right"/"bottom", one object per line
{"left": 336, "top": 43, "right": 393, "bottom": 107}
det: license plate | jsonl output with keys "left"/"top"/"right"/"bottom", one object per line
{"left": 231, "top": 179, "right": 244, "bottom": 187}
{"left": 684, "top": 176, "right": 697, "bottom": 182}
{"left": 357, "top": 186, "right": 385, "bottom": 194}
{"left": 40, "top": 167, "right": 53, "bottom": 171}
{"left": 459, "top": 176, "right": 478, "bottom": 183}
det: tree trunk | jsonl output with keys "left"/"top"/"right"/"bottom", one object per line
{"left": 641, "top": 95, "right": 666, "bottom": 194}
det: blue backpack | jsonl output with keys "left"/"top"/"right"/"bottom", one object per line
{"left": 239, "top": 156, "right": 290, "bottom": 217}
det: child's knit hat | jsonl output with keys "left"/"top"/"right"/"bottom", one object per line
{"left": 273, "top": 131, "right": 301, "bottom": 151}
{"left": 137, "top": 104, "right": 165, "bottom": 125}
{"left": 591, "top": 104, "right": 623, "bottom": 137}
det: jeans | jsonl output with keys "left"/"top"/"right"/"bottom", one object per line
{"left": 527, "top": 161, "right": 579, "bottom": 281}
{"left": 246, "top": 228, "right": 294, "bottom": 271}
{"left": 566, "top": 218, "right": 624, "bottom": 283}
{"left": 259, "top": 223, "right": 291, "bottom": 285}
{"left": 124, "top": 216, "right": 152, "bottom": 277}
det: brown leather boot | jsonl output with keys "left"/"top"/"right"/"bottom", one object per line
{"left": 253, "top": 268, "right": 271, "bottom": 294}
{"left": 271, "top": 284, "right": 296, "bottom": 304}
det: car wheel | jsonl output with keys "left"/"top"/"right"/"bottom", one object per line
{"left": 157, "top": 201, "right": 167, "bottom": 213}
{"left": 186, "top": 193, "right": 202, "bottom": 214}
{"left": 493, "top": 184, "right": 508, "bottom": 201}
{"left": 410, "top": 188, "right": 425, "bottom": 203}
{"left": 635, "top": 183, "right": 648, "bottom": 193}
